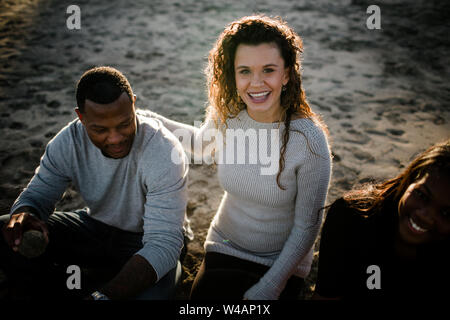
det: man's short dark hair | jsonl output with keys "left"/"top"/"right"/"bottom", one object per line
{"left": 76, "top": 66, "right": 134, "bottom": 113}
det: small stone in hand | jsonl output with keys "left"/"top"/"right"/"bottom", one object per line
{"left": 18, "top": 230, "right": 47, "bottom": 258}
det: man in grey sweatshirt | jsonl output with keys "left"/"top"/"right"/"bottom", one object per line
{"left": 0, "top": 66, "right": 189, "bottom": 300}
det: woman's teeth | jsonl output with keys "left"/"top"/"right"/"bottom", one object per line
{"left": 249, "top": 91, "right": 270, "bottom": 98}
{"left": 409, "top": 217, "right": 428, "bottom": 233}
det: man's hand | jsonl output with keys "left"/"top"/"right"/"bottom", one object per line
{"left": 99, "top": 254, "right": 157, "bottom": 300}
{"left": 2, "top": 211, "right": 49, "bottom": 252}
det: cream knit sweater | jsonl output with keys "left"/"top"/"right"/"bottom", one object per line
{"left": 145, "top": 109, "right": 331, "bottom": 299}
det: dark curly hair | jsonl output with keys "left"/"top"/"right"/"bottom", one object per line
{"left": 205, "top": 15, "right": 328, "bottom": 189}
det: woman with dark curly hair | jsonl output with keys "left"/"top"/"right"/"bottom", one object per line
{"left": 148, "top": 15, "right": 331, "bottom": 299}
{"left": 314, "top": 140, "right": 450, "bottom": 299}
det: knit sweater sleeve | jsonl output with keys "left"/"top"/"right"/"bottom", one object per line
{"left": 137, "top": 109, "right": 216, "bottom": 163}
{"left": 244, "top": 127, "right": 332, "bottom": 300}
{"left": 9, "top": 124, "right": 73, "bottom": 220}
{"left": 136, "top": 136, "right": 189, "bottom": 281}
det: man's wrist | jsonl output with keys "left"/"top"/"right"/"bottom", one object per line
{"left": 91, "top": 291, "right": 110, "bottom": 300}
{"left": 11, "top": 206, "right": 38, "bottom": 218}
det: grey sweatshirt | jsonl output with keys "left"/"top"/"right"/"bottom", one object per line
{"left": 10, "top": 115, "right": 189, "bottom": 281}
{"left": 146, "top": 109, "right": 332, "bottom": 299}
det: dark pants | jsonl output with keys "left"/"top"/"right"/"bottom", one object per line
{"left": 0, "top": 210, "right": 180, "bottom": 300}
{"left": 190, "top": 251, "right": 304, "bottom": 300}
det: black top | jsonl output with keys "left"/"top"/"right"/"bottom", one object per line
{"left": 315, "top": 197, "right": 449, "bottom": 300}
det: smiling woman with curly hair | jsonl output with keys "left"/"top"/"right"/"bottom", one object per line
{"left": 148, "top": 15, "right": 331, "bottom": 300}
{"left": 205, "top": 15, "right": 328, "bottom": 190}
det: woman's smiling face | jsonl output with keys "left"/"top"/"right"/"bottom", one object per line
{"left": 397, "top": 169, "right": 450, "bottom": 246}
{"left": 234, "top": 42, "right": 289, "bottom": 123}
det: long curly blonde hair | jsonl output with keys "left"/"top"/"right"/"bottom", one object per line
{"left": 205, "top": 15, "right": 327, "bottom": 189}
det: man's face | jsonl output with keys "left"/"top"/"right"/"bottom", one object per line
{"left": 76, "top": 92, "right": 137, "bottom": 159}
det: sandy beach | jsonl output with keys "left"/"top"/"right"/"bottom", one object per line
{"left": 0, "top": 0, "right": 449, "bottom": 299}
